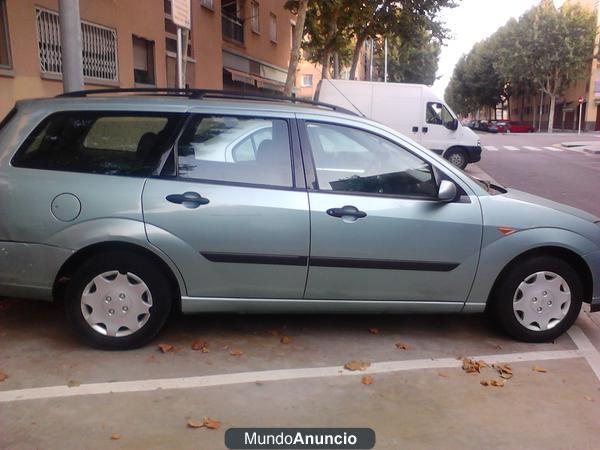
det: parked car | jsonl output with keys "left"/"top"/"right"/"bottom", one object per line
{"left": 490, "top": 121, "right": 510, "bottom": 133}
{"left": 317, "top": 80, "right": 481, "bottom": 170}
{"left": 467, "top": 120, "right": 497, "bottom": 133}
{"left": 507, "top": 121, "right": 535, "bottom": 133}
{"left": 0, "top": 89, "right": 599, "bottom": 350}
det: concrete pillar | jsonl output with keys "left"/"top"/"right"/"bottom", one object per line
{"left": 59, "top": 0, "right": 84, "bottom": 92}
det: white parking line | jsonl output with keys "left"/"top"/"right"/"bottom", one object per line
{"left": 567, "top": 326, "right": 600, "bottom": 381}
{"left": 0, "top": 345, "right": 595, "bottom": 403}
{"left": 484, "top": 146, "right": 498, "bottom": 151}
{"left": 523, "top": 146, "right": 542, "bottom": 152}
{"left": 543, "top": 146, "right": 563, "bottom": 152}
{"left": 503, "top": 146, "right": 520, "bottom": 151}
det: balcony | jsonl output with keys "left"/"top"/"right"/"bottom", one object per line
{"left": 222, "top": 14, "right": 244, "bottom": 44}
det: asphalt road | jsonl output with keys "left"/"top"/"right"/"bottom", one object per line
{"left": 475, "top": 131, "right": 600, "bottom": 217}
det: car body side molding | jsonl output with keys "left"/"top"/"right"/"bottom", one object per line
{"left": 200, "top": 252, "right": 459, "bottom": 271}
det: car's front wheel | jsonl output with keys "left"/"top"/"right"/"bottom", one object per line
{"left": 65, "top": 251, "right": 173, "bottom": 350}
{"left": 491, "top": 255, "right": 582, "bottom": 342}
{"left": 446, "top": 148, "right": 468, "bottom": 169}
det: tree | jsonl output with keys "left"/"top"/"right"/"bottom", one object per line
{"left": 284, "top": 0, "right": 309, "bottom": 96}
{"left": 347, "top": 0, "right": 454, "bottom": 80}
{"left": 514, "top": 1, "right": 596, "bottom": 132}
{"left": 373, "top": 31, "right": 441, "bottom": 85}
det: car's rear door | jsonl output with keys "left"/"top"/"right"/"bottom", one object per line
{"left": 298, "top": 116, "right": 482, "bottom": 305}
{"left": 142, "top": 109, "right": 310, "bottom": 299}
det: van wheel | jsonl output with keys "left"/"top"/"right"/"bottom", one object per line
{"left": 490, "top": 256, "right": 582, "bottom": 342}
{"left": 446, "top": 148, "right": 467, "bottom": 169}
{"left": 65, "top": 251, "right": 173, "bottom": 350}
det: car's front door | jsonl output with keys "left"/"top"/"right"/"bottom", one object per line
{"left": 143, "top": 112, "right": 310, "bottom": 299}
{"left": 422, "top": 102, "right": 458, "bottom": 154}
{"left": 299, "top": 119, "right": 482, "bottom": 303}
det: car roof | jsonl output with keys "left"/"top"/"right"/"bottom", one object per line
{"left": 16, "top": 92, "right": 360, "bottom": 120}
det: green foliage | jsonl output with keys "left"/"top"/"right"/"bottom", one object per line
{"left": 445, "top": 0, "right": 597, "bottom": 120}
{"left": 374, "top": 32, "right": 442, "bottom": 85}
{"left": 286, "top": 0, "right": 455, "bottom": 79}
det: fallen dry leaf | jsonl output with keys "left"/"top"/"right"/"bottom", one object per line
{"left": 280, "top": 336, "right": 292, "bottom": 345}
{"left": 0, "top": 371, "right": 8, "bottom": 382}
{"left": 191, "top": 340, "right": 209, "bottom": 352}
{"left": 493, "top": 364, "right": 513, "bottom": 380}
{"left": 110, "top": 433, "right": 121, "bottom": 440}
{"left": 267, "top": 329, "right": 280, "bottom": 336}
{"left": 493, "top": 344, "right": 503, "bottom": 350}
{"left": 361, "top": 376, "right": 373, "bottom": 385}
{"left": 532, "top": 365, "right": 548, "bottom": 373}
{"left": 203, "top": 417, "right": 221, "bottom": 430}
{"left": 158, "top": 343, "right": 175, "bottom": 353}
{"left": 462, "top": 358, "right": 488, "bottom": 373}
{"left": 230, "top": 349, "right": 243, "bottom": 357}
{"left": 395, "top": 342, "right": 410, "bottom": 350}
{"left": 344, "top": 360, "right": 370, "bottom": 371}
{"left": 438, "top": 372, "right": 449, "bottom": 378}
{"left": 67, "top": 379, "right": 80, "bottom": 387}
{"left": 480, "top": 379, "right": 505, "bottom": 387}
{"left": 368, "top": 328, "right": 380, "bottom": 335}
{"left": 187, "top": 419, "right": 205, "bottom": 429}
{"left": 584, "top": 396, "right": 594, "bottom": 402}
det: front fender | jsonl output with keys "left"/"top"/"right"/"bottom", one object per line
{"left": 467, "top": 227, "right": 599, "bottom": 305}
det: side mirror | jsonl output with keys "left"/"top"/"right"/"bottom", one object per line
{"left": 446, "top": 119, "right": 459, "bottom": 131}
{"left": 437, "top": 180, "right": 457, "bottom": 202}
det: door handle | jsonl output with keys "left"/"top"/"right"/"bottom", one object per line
{"left": 412, "top": 126, "right": 419, "bottom": 133}
{"left": 166, "top": 191, "right": 210, "bottom": 209}
{"left": 422, "top": 127, "right": 429, "bottom": 133}
{"left": 326, "top": 205, "right": 367, "bottom": 220}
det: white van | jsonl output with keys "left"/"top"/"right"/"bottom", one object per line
{"left": 317, "top": 79, "right": 481, "bottom": 169}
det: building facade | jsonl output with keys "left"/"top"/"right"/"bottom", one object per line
{"left": 0, "top": 0, "right": 296, "bottom": 118}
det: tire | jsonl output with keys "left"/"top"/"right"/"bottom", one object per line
{"left": 65, "top": 251, "right": 173, "bottom": 350}
{"left": 446, "top": 148, "right": 467, "bottom": 169}
{"left": 490, "top": 255, "right": 582, "bottom": 343}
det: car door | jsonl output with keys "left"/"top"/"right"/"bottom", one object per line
{"left": 422, "top": 102, "right": 459, "bottom": 154}
{"left": 142, "top": 111, "right": 310, "bottom": 299}
{"left": 298, "top": 118, "right": 483, "bottom": 304}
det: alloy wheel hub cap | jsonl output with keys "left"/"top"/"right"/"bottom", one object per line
{"left": 81, "top": 270, "right": 152, "bottom": 337}
{"left": 512, "top": 271, "right": 571, "bottom": 332}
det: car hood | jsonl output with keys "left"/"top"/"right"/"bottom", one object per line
{"left": 504, "top": 188, "right": 599, "bottom": 223}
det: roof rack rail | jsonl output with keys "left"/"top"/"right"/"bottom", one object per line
{"left": 56, "top": 87, "right": 359, "bottom": 116}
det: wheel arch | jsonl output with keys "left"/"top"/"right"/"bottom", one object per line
{"left": 486, "top": 245, "right": 593, "bottom": 310}
{"left": 53, "top": 241, "right": 184, "bottom": 310}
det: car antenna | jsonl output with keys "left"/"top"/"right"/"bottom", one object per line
{"left": 320, "top": 79, "right": 368, "bottom": 119}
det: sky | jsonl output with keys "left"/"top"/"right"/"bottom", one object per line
{"left": 432, "top": 0, "right": 566, "bottom": 98}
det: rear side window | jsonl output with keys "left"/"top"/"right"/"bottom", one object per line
{"left": 12, "top": 111, "right": 182, "bottom": 176}
{"left": 177, "top": 115, "right": 293, "bottom": 187}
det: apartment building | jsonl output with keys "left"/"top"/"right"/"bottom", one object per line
{"left": 0, "top": 0, "right": 295, "bottom": 118}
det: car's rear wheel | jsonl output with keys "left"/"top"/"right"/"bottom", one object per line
{"left": 65, "top": 251, "right": 173, "bottom": 350}
{"left": 446, "top": 148, "right": 467, "bottom": 169}
{"left": 491, "top": 255, "right": 582, "bottom": 342}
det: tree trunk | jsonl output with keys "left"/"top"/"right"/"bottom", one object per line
{"left": 349, "top": 35, "right": 367, "bottom": 80}
{"left": 520, "top": 94, "right": 525, "bottom": 122}
{"left": 548, "top": 93, "right": 556, "bottom": 133}
{"left": 284, "top": 0, "right": 308, "bottom": 96}
{"left": 333, "top": 52, "right": 339, "bottom": 79}
{"left": 321, "top": 49, "right": 331, "bottom": 79}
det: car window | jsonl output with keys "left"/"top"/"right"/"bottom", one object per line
{"left": 177, "top": 115, "right": 292, "bottom": 187}
{"left": 12, "top": 112, "right": 181, "bottom": 176}
{"left": 306, "top": 122, "right": 437, "bottom": 198}
{"left": 426, "top": 102, "right": 455, "bottom": 129}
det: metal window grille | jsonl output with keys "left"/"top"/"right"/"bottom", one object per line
{"left": 36, "top": 8, "right": 118, "bottom": 81}
{"left": 200, "top": 0, "right": 214, "bottom": 9}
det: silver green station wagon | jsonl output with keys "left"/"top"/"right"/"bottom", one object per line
{"left": 0, "top": 89, "right": 599, "bottom": 349}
